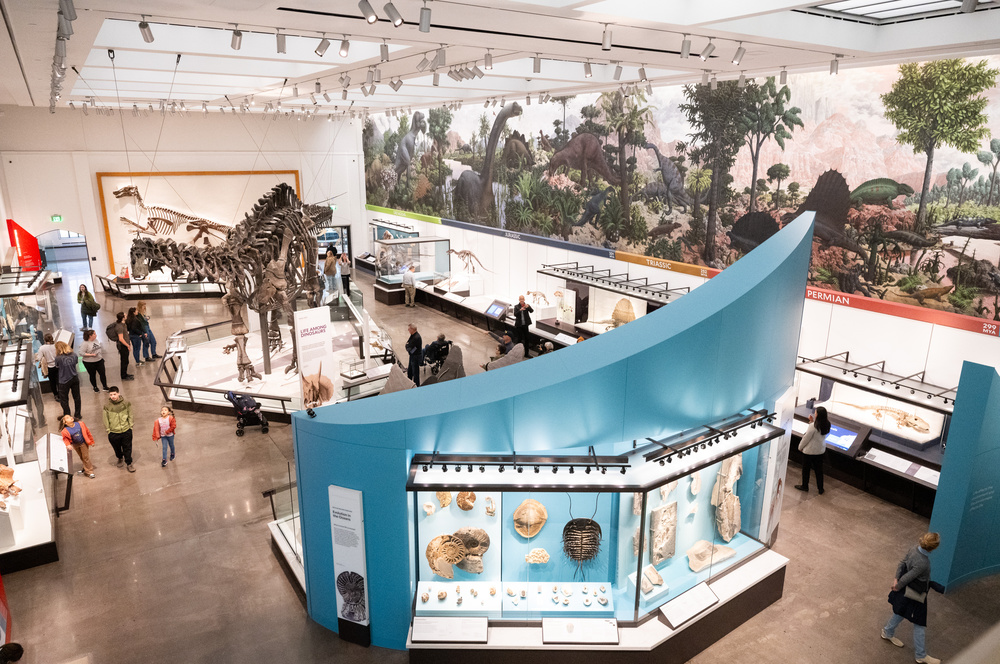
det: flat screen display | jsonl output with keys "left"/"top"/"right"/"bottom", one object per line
{"left": 825, "top": 424, "right": 859, "bottom": 452}
{"left": 485, "top": 303, "right": 507, "bottom": 319}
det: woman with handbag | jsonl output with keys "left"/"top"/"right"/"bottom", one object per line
{"left": 881, "top": 532, "right": 943, "bottom": 664}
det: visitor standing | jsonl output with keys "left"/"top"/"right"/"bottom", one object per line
{"left": 111, "top": 312, "right": 134, "bottom": 380}
{"left": 35, "top": 333, "right": 59, "bottom": 399}
{"left": 60, "top": 415, "right": 96, "bottom": 479}
{"left": 323, "top": 249, "right": 338, "bottom": 301}
{"left": 77, "top": 284, "right": 100, "bottom": 330}
{"left": 126, "top": 307, "right": 148, "bottom": 365}
{"left": 136, "top": 301, "right": 161, "bottom": 360}
{"left": 513, "top": 295, "right": 534, "bottom": 358}
{"left": 795, "top": 406, "right": 830, "bottom": 494}
{"left": 54, "top": 341, "right": 82, "bottom": 420}
{"left": 339, "top": 252, "right": 352, "bottom": 298}
{"left": 152, "top": 406, "right": 177, "bottom": 467}
{"left": 402, "top": 265, "right": 416, "bottom": 307}
{"left": 103, "top": 387, "right": 135, "bottom": 472}
{"left": 79, "top": 329, "right": 110, "bottom": 392}
{"left": 405, "top": 323, "right": 422, "bottom": 386}
{"left": 882, "top": 532, "right": 944, "bottom": 664}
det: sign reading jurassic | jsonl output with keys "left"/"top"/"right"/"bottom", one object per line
{"left": 364, "top": 57, "right": 1000, "bottom": 327}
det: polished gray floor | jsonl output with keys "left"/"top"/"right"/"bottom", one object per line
{"left": 5, "top": 261, "right": 998, "bottom": 663}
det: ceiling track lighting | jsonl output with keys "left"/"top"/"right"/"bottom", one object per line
{"left": 830, "top": 54, "right": 841, "bottom": 75}
{"left": 339, "top": 36, "right": 350, "bottom": 58}
{"left": 359, "top": 0, "right": 378, "bottom": 24}
{"left": 738, "top": 72, "right": 746, "bottom": 88}
{"left": 526, "top": 94, "right": 531, "bottom": 105}
{"left": 311, "top": 35, "right": 329, "bottom": 57}
{"left": 484, "top": 49, "right": 493, "bottom": 71}
{"left": 779, "top": 67, "right": 787, "bottom": 85}
{"left": 710, "top": 74, "right": 718, "bottom": 90}
{"left": 962, "top": 0, "right": 978, "bottom": 11}
{"left": 419, "top": 0, "right": 432, "bottom": 32}
{"left": 533, "top": 54, "right": 541, "bottom": 74}
{"left": 700, "top": 39, "right": 715, "bottom": 61}
{"left": 472, "top": 64, "right": 484, "bottom": 78}
{"left": 613, "top": 63, "right": 622, "bottom": 81}
{"left": 645, "top": 81, "right": 653, "bottom": 95}
{"left": 732, "top": 43, "right": 746, "bottom": 66}
{"left": 638, "top": 66, "right": 647, "bottom": 82}
{"left": 293, "top": 84, "right": 299, "bottom": 97}
{"left": 385, "top": 2, "right": 404, "bottom": 26}
{"left": 432, "top": 72, "right": 440, "bottom": 86}
{"left": 366, "top": 68, "right": 374, "bottom": 86}
{"left": 276, "top": 31, "right": 286, "bottom": 54}
{"left": 310, "top": 93, "right": 317, "bottom": 104}
{"left": 323, "top": 92, "right": 331, "bottom": 102}
{"left": 342, "top": 74, "right": 351, "bottom": 88}
{"left": 230, "top": 25, "right": 243, "bottom": 51}
{"left": 138, "top": 16, "right": 154, "bottom": 43}
{"left": 57, "top": 12, "right": 73, "bottom": 39}
{"left": 601, "top": 24, "right": 612, "bottom": 51}
{"left": 375, "top": 68, "right": 382, "bottom": 83}
{"left": 701, "top": 70, "right": 709, "bottom": 86}
{"left": 59, "top": 0, "right": 77, "bottom": 22}
{"left": 680, "top": 34, "right": 691, "bottom": 59}
{"left": 315, "top": 81, "right": 322, "bottom": 94}
{"left": 390, "top": 78, "right": 403, "bottom": 91}
{"left": 342, "top": 89, "right": 348, "bottom": 100}
{"left": 380, "top": 41, "right": 389, "bottom": 63}
{"left": 584, "top": 60, "right": 592, "bottom": 78}
{"left": 417, "top": 54, "right": 431, "bottom": 72}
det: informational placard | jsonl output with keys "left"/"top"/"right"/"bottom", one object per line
{"left": 36, "top": 433, "right": 70, "bottom": 475}
{"left": 541, "top": 618, "right": 619, "bottom": 644}
{"left": 761, "top": 388, "right": 794, "bottom": 544}
{"left": 329, "top": 485, "right": 371, "bottom": 645}
{"left": 294, "top": 306, "right": 338, "bottom": 409}
{"left": 411, "top": 617, "right": 488, "bottom": 643}
{"left": 660, "top": 582, "right": 718, "bottom": 629}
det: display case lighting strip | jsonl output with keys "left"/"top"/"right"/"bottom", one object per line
{"left": 538, "top": 262, "right": 687, "bottom": 305}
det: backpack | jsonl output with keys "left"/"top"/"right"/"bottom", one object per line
{"left": 107, "top": 322, "right": 119, "bottom": 342}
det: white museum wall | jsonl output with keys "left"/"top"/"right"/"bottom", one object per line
{"left": 0, "top": 105, "right": 364, "bottom": 279}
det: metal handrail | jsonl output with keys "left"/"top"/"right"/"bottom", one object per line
{"left": 153, "top": 353, "right": 294, "bottom": 413}
{"left": 96, "top": 274, "right": 226, "bottom": 297}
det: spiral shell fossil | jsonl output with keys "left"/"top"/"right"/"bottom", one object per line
{"left": 456, "top": 491, "right": 476, "bottom": 511}
{"left": 513, "top": 498, "right": 548, "bottom": 538}
{"left": 436, "top": 491, "right": 452, "bottom": 508}
{"left": 454, "top": 527, "right": 490, "bottom": 574}
{"left": 426, "top": 534, "right": 468, "bottom": 579}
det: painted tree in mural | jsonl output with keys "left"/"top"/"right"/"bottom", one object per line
{"left": 428, "top": 106, "right": 453, "bottom": 190}
{"left": 767, "top": 163, "right": 790, "bottom": 210}
{"left": 680, "top": 81, "right": 751, "bottom": 263}
{"left": 881, "top": 58, "right": 999, "bottom": 232}
{"left": 739, "top": 77, "right": 803, "bottom": 213}
{"left": 957, "top": 162, "right": 979, "bottom": 207}
{"left": 977, "top": 139, "right": 1000, "bottom": 207}
{"left": 549, "top": 96, "right": 576, "bottom": 149}
{"left": 600, "top": 90, "right": 652, "bottom": 234}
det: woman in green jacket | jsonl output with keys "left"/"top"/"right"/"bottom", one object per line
{"left": 77, "top": 284, "right": 100, "bottom": 330}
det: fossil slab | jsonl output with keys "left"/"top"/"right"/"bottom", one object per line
{"left": 641, "top": 574, "right": 653, "bottom": 594}
{"left": 710, "top": 455, "right": 743, "bottom": 507}
{"left": 632, "top": 525, "right": 641, "bottom": 558}
{"left": 690, "top": 471, "right": 701, "bottom": 496}
{"left": 513, "top": 498, "right": 548, "bottom": 538}
{"left": 426, "top": 534, "right": 467, "bottom": 579}
{"left": 457, "top": 491, "right": 476, "bottom": 511}
{"left": 686, "top": 540, "right": 736, "bottom": 573}
{"left": 711, "top": 454, "right": 743, "bottom": 542}
{"left": 660, "top": 481, "right": 678, "bottom": 501}
{"left": 643, "top": 564, "right": 664, "bottom": 588}
{"left": 649, "top": 502, "right": 677, "bottom": 565}
{"left": 633, "top": 492, "right": 643, "bottom": 515}
{"left": 525, "top": 548, "right": 550, "bottom": 564}
{"left": 454, "top": 527, "right": 490, "bottom": 574}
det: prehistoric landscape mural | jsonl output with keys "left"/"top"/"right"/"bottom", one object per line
{"left": 364, "top": 56, "right": 1000, "bottom": 322}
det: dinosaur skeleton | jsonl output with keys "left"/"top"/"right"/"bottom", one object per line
{"left": 130, "top": 184, "right": 322, "bottom": 381}
{"left": 447, "top": 249, "right": 487, "bottom": 274}
{"left": 526, "top": 291, "right": 549, "bottom": 306}
{"left": 114, "top": 185, "right": 231, "bottom": 245}
{"left": 831, "top": 401, "right": 931, "bottom": 434}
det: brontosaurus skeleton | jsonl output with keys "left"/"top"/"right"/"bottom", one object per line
{"left": 130, "top": 184, "right": 322, "bottom": 380}
{"left": 113, "top": 185, "right": 231, "bottom": 245}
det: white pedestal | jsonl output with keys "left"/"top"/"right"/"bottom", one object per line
{"left": 0, "top": 509, "right": 14, "bottom": 548}
{"left": 6, "top": 495, "right": 22, "bottom": 531}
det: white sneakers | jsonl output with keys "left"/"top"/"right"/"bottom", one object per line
{"left": 882, "top": 630, "right": 904, "bottom": 647}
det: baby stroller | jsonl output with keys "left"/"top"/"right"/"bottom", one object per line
{"left": 225, "top": 390, "right": 269, "bottom": 436}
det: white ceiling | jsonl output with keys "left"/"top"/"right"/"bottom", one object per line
{"left": 2, "top": 0, "right": 998, "bottom": 117}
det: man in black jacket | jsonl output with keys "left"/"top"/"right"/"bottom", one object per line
{"left": 405, "top": 323, "right": 422, "bottom": 386}
{"left": 513, "top": 295, "right": 534, "bottom": 358}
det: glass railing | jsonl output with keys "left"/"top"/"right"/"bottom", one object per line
{"left": 264, "top": 461, "right": 301, "bottom": 564}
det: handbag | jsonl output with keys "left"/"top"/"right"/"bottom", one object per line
{"left": 903, "top": 586, "right": 927, "bottom": 603}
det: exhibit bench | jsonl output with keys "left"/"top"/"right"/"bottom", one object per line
{"left": 97, "top": 274, "right": 227, "bottom": 299}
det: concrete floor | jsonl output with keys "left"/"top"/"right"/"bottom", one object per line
{"left": 5, "top": 260, "right": 998, "bottom": 663}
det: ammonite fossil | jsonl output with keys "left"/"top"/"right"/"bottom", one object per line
{"left": 456, "top": 491, "right": 476, "bottom": 511}
{"left": 436, "top": 491, "right": 452, "bottom": 508}
{"left": 336, "top": 571, "right": 367, "bottom": 621}
{"left": 562, "top": 518, "right": 602, "bottom": 564}
{"left": 454, "top": 527, "right": 490, "bottom": 574}
{"left": 485, "top": 496, "right": 496, "bottom": 517}
{"left": 425, "top": 534, "right": 468, "bottom": 579}
{"left": 513, "top": 498, "right": 548, "bottom": 538}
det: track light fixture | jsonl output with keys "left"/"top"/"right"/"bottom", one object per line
{"left": 533, "top": 54, "right": 541, "bottom": 74}
{"left": 779, "top": 67, "right": 787, "bottom": 85}
{"left": 710, "top": 74, "right": 718, "bottom": 90}
{"left": 315, "top": 35, "right": 331, "bottom": 57}
{"left": 380, "top": 41, "right": 389, "bottom": 62}
{"left": 702, "top": 70, "right": 709, "bottom": 85}
{"left": 138, "top": 16, "right": 154, "bottom": 43}
{"left": 293, "top": 84, "right": 299, "bottom": 97}
{"left": 472, "top": 64, "right": 484, "bottom": 78}
{"left": 433, "top": 72, "right": 439, "bottom": 86}
{"left": 646, "top": 81, "right": 653, "bottom": 95}
{"left": 700, "top": 39, "right": 715, "bottom": 61}
{"left": 584, "top": 60, "right": 592, "bottom": 78}
{"left": 310, "top": 93, "right": 317, "bottom": 104}
{"left": 419, "top": 0, "right": 431, "bottom": 32}
{"left": 276, "top": 31, "right": 286, "bottom": 54}
{"left": 366, "top": 68, "right": 374, "bottom": 86}
{"left": 385, "top": 2, "right": 404, "bottom": 26}
{"left": 526, "top": 94, "right": 531, "bottom": 105}
{"left": 613, "top": 63, "right": 622, "bottom": 81}
{"left": 680, "top": 34, "right": 691, "bottom": 59}
{"left": 417, "top": 54, "right": 431, "bottom": 71}
{"left": 738, "top": 72, "right": 746, "bottom": 88}
{"left": 484, "top": 49, "right": 493, "bottom": 70}
{"left": 390, "top": 77, "right": 403, "bottom": 91}
{"left": 732, "top": 43, "right": 746, "bottom": 66}
{"left": 602, "top": 25, "right": 612, "bottom": 51}
{"left": 484, "top": 99, "right": 490, "bottom": 108}
{"left": 342, "top": 89, "right": 348, "bottom": 100}
{"left": 339, "top": 36, "right": 350, "bottom": 58}
{"left": 830, "top": 54, "right": 840, "bottom": 75}
{"left": 230, "top": 25, "right": 243, "bottom": 51}
{"left": 639, "top": 66, "right": 647, "bottom": 82}
{"left": 359, "top": 0, "right": 378, "bottom": 23}
{"left": 962, "top": 0, "right": 978, "bottom": 11}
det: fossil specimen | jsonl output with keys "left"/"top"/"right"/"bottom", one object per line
{"left": 612, "top": 298, "right": 637, "bottom": 327}
{"left": 511, "top": 598, "right": 519, "bottom": 606}
{"left": 336, "top": 571, "right": 367, "bottom": 622}
{"left": 489, "top": 586, "right": 496, "bottom": 596}
{"left": 633, "top": 492, "right": 643, "bottom": 515}
{"left": 643, "top": 564, "right": 663, "bottom": 587}
{"left": 423, "top": 502, "right": 435, "bottom": 516}
{"left": 471, "top": 588, "right": 478, "bottom": 597}
{"left": 584, "top": 597, "right": 592, "bottom": 606}
{"left": 520, "top": 589, "right": 527, "bottom": 598}
{"left": 455, "top": 586, "right": 461, "bottom": 594}
{"left": 426, "top": 534, "right": 468, "bottom": 579}
{"left": 421, "top": 592, "right": 429, "bottom": 603}
{"left": 456, "top": 491, "right": 476, "bottom": 511}
{"left": 454, "top": 527, "right": 490, "bottom": 574}
{"left": 561, "top": 586, "right": 573, "bottom": 597}
{"left": 551, "top": 595, "right": 560, "bottom": 604}
{"left": 563, "top": 518, "right": 602, "bottom": 567}
{"left": 525, "top": 548, "right": 550, "bottom": 564}
{"left": 598, "top": 596, "right": 608, "bottom": 606}
{"left": 641, "top": 575, "right": 653, "bottom": 594}
{"left": 0, "top": 466, "right": 19, "bottom": 498}
{"left": 562, "top": 598, "right": 570, "bottom": 606}
{"left": 633, "top": 526, "right": 641, "bottom": 557}
{"left": 660, "top": 480, "right": 678, "bottom": 501}
{"left": 513, "top": 498, "right": 548, "bottom": 538}
{"left": 690, "top": 471, "right": 701, "bottom": 496}
{"left": 649, "top": 502, "right": 677, "bottom": 565}
{"left": 456, "top": 596, "right": 463, "bottom": 605}
{"left": 485, "top": 497, "right": 496, "bottom": 516}
{"left": 600, "top": 585, "right": 606, "bottom": 592}
{"left": 438, "top": 591, "right": 447, "bottom": 600}
{"left": 302, "top": 362, "right": 335, "bottom": 408}
{"left": 437, "top": 491, "right": 452, "bottom": 508}
{"left": 711, "top": 454, "right": 743, "bottom": 542}
{"left": 686, "top": 540, "right": 736, "bottom": 573}
{"left": 506, "top": 587, "right": 516, "bottom": 597}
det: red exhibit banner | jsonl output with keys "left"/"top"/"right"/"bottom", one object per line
{"left": 5, "top": 219, "right": 42, "bottom": 271}
{"left": 806, "top": 286, "right": 999, "bottom": 337}
{"left": 0, "top": 573, "right": 10, "bottom": 642}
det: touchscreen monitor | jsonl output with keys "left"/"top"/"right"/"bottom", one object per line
{"left": 825, "top": 424, "right": 858, "bottom": 452}
{"left": 485, "top": 301, "right": 507, "bottom": 319}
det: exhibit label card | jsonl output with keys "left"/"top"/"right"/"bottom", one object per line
{"left": 411, "top": 617, "right": 488, "bottom": 643}
{"left": 660, "top": 582, "right": 718, "bottom": 629}
{"left": 329, "top": 485, "right": 371, "bottom": 627}
{"left": 541, "top": 618, "right": 619, "bottom": 644}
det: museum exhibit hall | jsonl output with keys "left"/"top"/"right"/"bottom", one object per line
{"left": 0, "top": 0, "right": 999, "bottom": 662}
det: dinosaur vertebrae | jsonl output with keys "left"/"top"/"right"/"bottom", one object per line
{"left": 114, "top": 185, "right": 230, "bottom": 240}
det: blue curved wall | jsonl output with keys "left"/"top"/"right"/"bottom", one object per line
{"left": 293, "top": 212, "right": 815, "bottom": 649}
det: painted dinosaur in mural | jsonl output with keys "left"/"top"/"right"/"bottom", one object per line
{"left": 129, "top": 183, "right": 322, "bottom": 381}
{"left": 502, "top": 131, "right": 534, "bottom": 168}
{"left": 113, "top": 185, "right": 231, "bottom": 245}
{"left": 394, "top": 111, "right": 427, "bottom": 182}
{"left": 546, "top": 133, "right": 620, "bottom": 188}
{"left": 849, "top": 178, "right": 915, "bottom": 208}
{"left": 574, "top": 187, "right": 615, "bottom": 229}
{"left": 538, "top": 130, "right": 554, "bottom": 153}
{"left": 791, "top": 170, "right": 869, "bottom": 262}
{"left": 644, "top": 142, "right": 693, "bottom": 214}
{"left": 453, "top": 102, "right": 523, "bottom": 218}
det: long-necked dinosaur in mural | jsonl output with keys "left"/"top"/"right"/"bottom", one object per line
{"left": 453, "top": 102, "right": 523, "bottom": 218}
{"left": 546, "top": 133, "right": 620, "bottom": 188}
{"left": 113, "top": 185, "right": 231, "bottom": 245}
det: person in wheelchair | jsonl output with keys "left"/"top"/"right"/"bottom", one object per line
{"left": 423, "top": 334, "right": 452, "bottom": 375}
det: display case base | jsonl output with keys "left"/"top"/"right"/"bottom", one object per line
{"left": 375, "top": 282, "right": 406, "bottom": 306}
{"left": 408, "top": 551, "right": 786, "bottom": 663}
{"left": 0, "top": 540, "right": 58, "bottom": 574}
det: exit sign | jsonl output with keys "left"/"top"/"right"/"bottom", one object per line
{"left": 51, "top": 215, "right": 63, "bottom": 223}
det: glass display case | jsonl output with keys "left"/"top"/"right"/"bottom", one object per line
{"left": 374, "top": 237, "right": 450, "bottom": 283}
{"left": 406, "top": 409, "right": 782, "bottom": 626}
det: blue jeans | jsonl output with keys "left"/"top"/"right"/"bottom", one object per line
{"left": 142, "top": 329, "right": 157, "bottom": 358}
{"left": 160, "top": 435, "right": 175, "bottom": 460}
{"left": 325, "top": 275, "right": 337, "bottom": 300}
{"left": 82, "top": 312, "right": 94, "bottom": 329}
{"left": 130, "top": 334, "right": 145, "bottom": 362}
{"left": 885, "top": 613, "right": 926, "bottom": 659}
